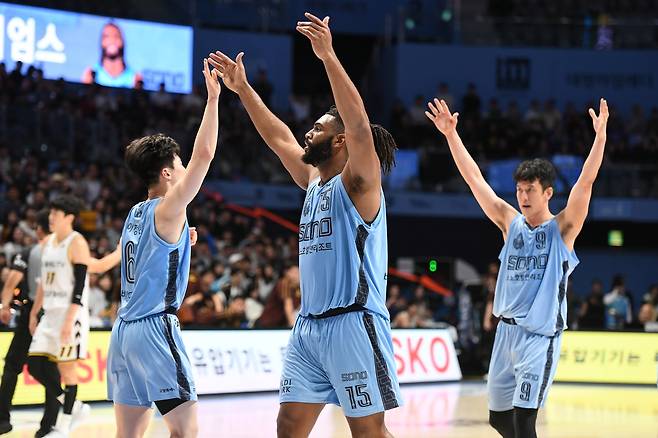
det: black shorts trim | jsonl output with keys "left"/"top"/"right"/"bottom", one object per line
{"left": 362, "top": 313, "right": 398, "bottom": 410}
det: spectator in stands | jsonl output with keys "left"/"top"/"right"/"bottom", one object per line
{"left": 578, "top": 279, "right": 606, "bottom": 330}
{"left": 408, "top": 94, "right": 428, "bottom": 127}
{"left": 604, "top": 274, "right": 633, "bottom": 329}
{"left": 88, "top": 273, "right": 112, "bottom": 328}
{"left": 256, "top": 265, "right": 301, "bottom": 328}
{"left": 392, "top": 302, "right": 420, "bottom": 328}
{"left": 436, "top": 82, "right": 455, "bottom": 110}
{"left": 542, "top": 99, "right": 562, "bottom": 131}
{"left": 253, "top": 69, "right": 274, "bottom": 107}
{"left": 638, "top": 284, "right": 658, "bottom": 326}
{"left": 181, "top": 269, "right": 222, "bottom": 326}
{"left": 461, "top": 83, "right": 481, "bottom": 119}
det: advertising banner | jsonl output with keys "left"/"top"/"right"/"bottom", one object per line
{"left": 554, "top": 331, "right": 658, "bottom": 385}
{"left": 0, "top": 328, "right": 461, "bottom": 404}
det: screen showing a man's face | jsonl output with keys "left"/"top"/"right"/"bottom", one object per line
{"left": 101, "top": 24, "right": 124, "bottom": 59}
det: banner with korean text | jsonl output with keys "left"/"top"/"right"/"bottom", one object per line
{"left": 554, "top": 331, "right": 658, "bottom": 385}
{"left": 0, "top": 2, "right": 192, "bottom": 92}
{"left": 0, "top": 328, "right": 461, "bottom": 404}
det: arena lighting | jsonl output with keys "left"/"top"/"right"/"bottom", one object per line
{"left": 608, "top": 229, "right": 623, "bottom": 247}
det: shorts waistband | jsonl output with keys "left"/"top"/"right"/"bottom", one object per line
{"left": 120, "top": 307, "right": 177, "bottom": 324}
{"left": 500, "top": 316, "right": 517, "bottom": 325}
{"left": 306, "top": 303, "right": 365, "bottom": 319}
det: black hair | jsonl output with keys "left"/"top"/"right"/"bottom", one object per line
{"left": 35, "top": 209, "right": 49, "bottom": 233}
{"left": 100, "top": 22, "right": 126, "bottom": 68}
{"left": 50, "top": 195, "right": 85, "bottom": 217}
{"left": 125, "top": 134, "right": 181, "bottom": 188}
{"left": 612, "top": 274, "right": 625, "bottom": 288}
{"left": 325, "top": 106, "right": 397, "bottom": 174}
{"left": 513, "top": 158, "right": 556, "bottom": 190}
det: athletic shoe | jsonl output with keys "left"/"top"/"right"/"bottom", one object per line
{"left": 70, "top": 400, "right": 91, "bottom": 430}
{"left": 0, "top": 421, "right": 12, "bottom": 435}
{"left": 41, "top": 426, "right": 67, "bottom": 438}
{"left": 34, "top": 427, "right": 52, "bottom": 438}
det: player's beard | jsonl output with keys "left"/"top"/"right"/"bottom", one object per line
{"left": 301, "top": 137, "right": 333, "bottom": 167}
{"left": 102, "top": 46, "right": 124, "bottom": 61}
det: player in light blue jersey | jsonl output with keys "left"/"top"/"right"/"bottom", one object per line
{"left": 106, "top": 58, "right": 220, "bottom": 438}
{"left": 209, "top": 12, "right": 400, "bottom": 438}
{"left": 426, "top": 97, "right": 609, "bottom": 437}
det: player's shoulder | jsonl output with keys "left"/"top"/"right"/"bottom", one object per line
{"left": 71, "top": 232, "right": 90, "bottom": 248}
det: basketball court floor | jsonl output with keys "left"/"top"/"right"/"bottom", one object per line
{"left": 4, "top": 382, "right": 657, "bottom": 437}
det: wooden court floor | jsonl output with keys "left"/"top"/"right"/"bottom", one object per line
{"left": 4, "top": 382, "right": 657, "bottom": 437}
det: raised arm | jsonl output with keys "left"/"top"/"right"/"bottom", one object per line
{"left": 208, "top": 51, "right": 315, "bottom": 189}
{"left": 297, "top": 13, "right": 381, "bottom": 219}
{"left": 87, "top": 238, "right": 121, "bottom": 274}
{"left": 426, "top": 99, "right": 518, "bottom": 238}
{"left": 557, "top": 98, "right": 608, "bottom": 251}
{"left": 157, "top": 59, "right": 220, "bottom": 230}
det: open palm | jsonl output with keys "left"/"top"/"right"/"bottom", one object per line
{"left": 202, "top": 58, "right": 221, "bottom": 100}
{"left": 208, "top": 51, "right": 247, "bottom": 94}
{"left": 425, "top": 98, "right": 459, "bottom": 135}
{"left": 589, "top": 98, "right": 609, "bottom": 135}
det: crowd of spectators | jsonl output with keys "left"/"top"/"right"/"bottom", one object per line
{"left": 485, "top": 0, "right": 658, "bottom": 48}
{"left": 391, "top": 82, "right": 658, "bottom": 194}
{"left": 2, "top": 61, "right": 658, "bottom": 197}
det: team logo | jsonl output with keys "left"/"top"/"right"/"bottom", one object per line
{"left": 535, "top": 231, "right": 547, "bottom": 249}
{"left": 513, "top": 233, "right": 524, "bottom": 250}
{"left": 303, "top": 198, "right": 312, "bottom": 217}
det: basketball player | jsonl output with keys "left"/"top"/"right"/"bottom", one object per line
{"left": 106, "top": 58, "right": 220, "bottom": 438}
{"left": 209, "top": 12, "right": 400, "bottom": 437}
{"left": 0, "top": 210, "right": 49, "bottom": 435}
{"left": 425, "top": 98, "right": 608, "bottom": 437}
{"left": 27, "top": 196, "right": 122, "bottom": 437}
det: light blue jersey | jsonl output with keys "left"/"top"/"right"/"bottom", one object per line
{"left": 93, "top": 62, "right": 138, "bottom": 88}
{"left": 298, "top": 175, "right": 389, "bottom": 319}
{"left": 494, "top": 214, "right": 579, "bottom": 336}
{"left": 118, "top": 198, "right": 191, "bottom": 321}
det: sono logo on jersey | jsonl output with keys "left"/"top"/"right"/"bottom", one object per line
{"left": 392, "top": 330, "right": 461, "bottom": 382}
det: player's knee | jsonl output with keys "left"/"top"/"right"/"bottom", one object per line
{"left": 27, "top": 355, "right": 45, "bottom": 380}
{"left": 348, "top": 417, "right": 387, "bottom": 438}
{"left": 514, "top": 407, "right": 538, "bottom": 437}
{"left": 276, "top": 411, "right": 294, "bottom": 438}
{"left": 2, "top": 355, "right": 24, "bottom": 376}
{"left": 168, "top": 423, "right": 198, "bottom": 438}
{"left": 489, "top": 410, "right": 515, "bottom": 438}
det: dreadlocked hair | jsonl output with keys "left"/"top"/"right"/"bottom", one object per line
{"left": 325, "top": 105, "right": 397, "bottom": 174}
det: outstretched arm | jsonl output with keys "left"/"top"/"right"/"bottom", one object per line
{"left": 426, "top": 99, "right": 518, "bottom": 238}
{"left": 297, "top": 13, "right": 381, "bottom": 220}
{"left": 87, "top": 238, "right": 121, "bottom": 274}
{"left": 156, "top": 59, "right": 221, "bottom": 241}
{"left": 208, "top": 51, "right": 315, "bottom": 189}
{"left": 558, "top": 98, "right": 609, "bottom": 251}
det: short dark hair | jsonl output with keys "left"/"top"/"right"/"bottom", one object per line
{"left": 50, "top": 195, "right": 85, "bottom": 217}
{"left": 125, "top": 134, "right": 181, "bottom": 188}
{"left": 513, "top": 158, "right": 556, "bottom": 190}
{"left": 35, "top": 209, "right": 49, "bottom": 232}
{"left": 325, "top": 106, "right": 397, "bottom": 174}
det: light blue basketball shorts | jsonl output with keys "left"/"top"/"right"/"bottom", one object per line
{"left": 280, "top": 310, "right": 402, "bottom": 417}
{"left": 488, "top": 320, "right": 562, "bottom": 411}
{"left": 107, "top": 312, "right": 197, "bottom": 407}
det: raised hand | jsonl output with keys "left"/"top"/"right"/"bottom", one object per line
{"left": 202, "top": 57, "right": 221, "bottom": 101}
{"left": 589, "top": 98, "right": 609, "bottom": 135}
{"left": 425, "top": 98, "right": 459, "bottom": 136}
{"left": 296, "top": 12, "right": 334, "bottom": 61}
{"left": 208, "top": 51, "right": 248, "bottom": 93}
